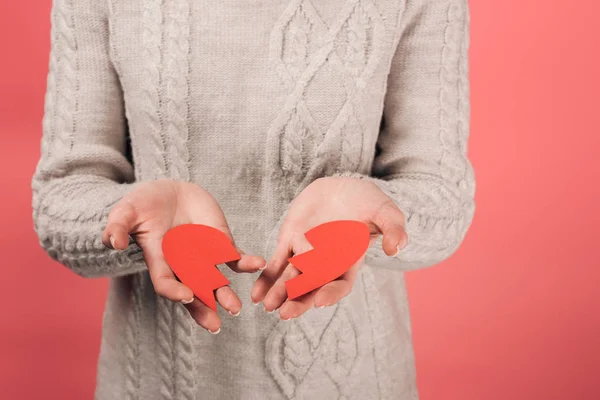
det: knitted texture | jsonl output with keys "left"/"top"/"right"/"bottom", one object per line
{"left": 124, "top": 273, "right": 144, "bottom": 400}
{"left": 265, "top": 301, "right": 360, "bottom": 399}
{"left": 32, "top": 0, "right": 475, "bottom": 399}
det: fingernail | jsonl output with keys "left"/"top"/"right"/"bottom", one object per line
{"left": 181, "top": 297, "right": 194, "bottom": 304}
{"left": 228, "top": 309, "right": 241, "bottom": 317}
{"left": 265, "top": 308, "right": 275, "bottom": 313}
{"left": 393, "top": 237, "right": 408, "bottom": 256}
{"left": 316, "top": 305, "right": 326, "bottom": 309}
{"left": 281, "top": 316, "right": 292, "bottom": 321}
{"left": 252, "top": 300, "right": 261, "bottom": 306}
{"left": 400, "top": 236, "right": 409, "bottom": 251}
{"left": 208, "top": 327, "right": 221, "bottom": 335}
{"left": 259, "top": 263, "right": 268, "bottom": 271}
{"left": 109, "top": 236, "right": 116, "bottom": 249}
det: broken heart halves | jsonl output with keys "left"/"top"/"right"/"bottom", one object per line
{"left": 161, "top": 220, "right": 371, "bottom": 311}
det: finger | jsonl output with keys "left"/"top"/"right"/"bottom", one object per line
{"left": 144, "top": 237, "right": 194, "bottom": 303}
{"left": 250, "top": 234, "right": 293, "bottom": 305}
{"left": 183, "top": 299, "right": 222, "bottom": 334}
{"left": 279, "top": 256, "right": 362, "bottom": 320}
{"left": 263, "top": 263, "right": 300, "bottom": 312}
{"left": 371, "top": 199, "right": 408, "bottom": 256}
{"left": 278, "top": 291, "right": 317, "bottom": 321}
{"left": 313, "top": 280, "right": 353, "bottom": 308}
{"left": 262, "top": 232, "right": 313, "bottom": 311}
{"left": 313, "top": 261, "right": 360, "bottom": 308}
{"left": 103, "top": 197, "right": 138, "bottom": 250}
{"left": 215, "top": 286, "right": 243, "bottom": 316}
{"left": 226, "top": 247, "right": 267, "bottom": 273}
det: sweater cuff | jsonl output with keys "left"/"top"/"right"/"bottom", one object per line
{"left": 33, "top": 175, "right": 147, "bottom": 278}
{"left": 329, "top": 170, "right": 471, "bottom": 271}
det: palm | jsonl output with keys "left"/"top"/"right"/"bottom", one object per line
{"left": 127, "top": 180, "right": 227, "bottom": 245}
{"left": 285, "top": 177, "right": 389, "bottom": 238}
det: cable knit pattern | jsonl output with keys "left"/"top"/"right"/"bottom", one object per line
{"left": 124, "top": 273, "right": 145, "bottom": 400}
{"left": 32, "top": 1, "right": 475, "bottom": 399}
{"left": 266, "top": 302, "right": 359, "bottom": 399}
{"left": 156, "top": 297, "right": 177, "bottom": 399}
{"left": 435, "top": 1, "right": 475, "bottom": 261}
{"left": 155, "top": 299, "right": 196, "bottom": 400}
{"left": 173, "top": 304, "right": 195, "bottom": 400}
{"left": 34, "top": 0, "right": 77, "bottom": 187}
{"left": 265, "top": 0, "right": 386, "bottom": 233}
{"left": 360, "top": 266, "right": 418, "bottom": 399}
{"left": 37, "top": 2, "right": 59, "bottom": 186}
{"left": 142, "top": 0, "right": 168, "bottom": 178}
{"left": 50, "top": 0, "right": 77, "bottom": 164}
{"left": 162, "top": 0, "right": 191, "bottom": 182}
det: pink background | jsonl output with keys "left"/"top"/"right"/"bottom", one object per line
{"left": 1, "top": 1, "right": 599, "bottom": 399}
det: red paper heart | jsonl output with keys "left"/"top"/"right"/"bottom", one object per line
{"left": 162, "top": 224, "right": 240, "bottom": 311}
{"left": 285, "top": 220, "right": 371, "bottom": 300}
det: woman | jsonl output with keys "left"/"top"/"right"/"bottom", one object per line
{"left": 32, "top": 0, "right": 475, "bottom": 399}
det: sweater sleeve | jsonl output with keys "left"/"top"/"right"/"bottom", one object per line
{"left": 31, "top": 0, "right": 146, "bottom": 278}
{"left": 334, "top": 0, "right": 476, "bottom": 271}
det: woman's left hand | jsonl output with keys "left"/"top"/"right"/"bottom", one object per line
{"left": 251, "top": 176, "right": 409, "bottom": 320}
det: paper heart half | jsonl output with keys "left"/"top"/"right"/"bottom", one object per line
{"left": 162, "top": 224, "right": 240, "bottom": 311}
{"left": 285, "top": 220, "right": 371, "bottom": 300}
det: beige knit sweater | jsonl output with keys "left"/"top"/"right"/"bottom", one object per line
{"left": 32, "top": 0, "right": 475, "bottom": 399}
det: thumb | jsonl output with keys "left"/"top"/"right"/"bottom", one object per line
{"left": 371, "top": 199, "right": 408, "bottom": 256}
{"left": 103, "top": 197, "right": 138, "bottom": 250}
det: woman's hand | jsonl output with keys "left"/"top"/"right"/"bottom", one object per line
{"left": 102, "top": 179, "right": 266, "bottom": 333}
{"left": 251, "top": 176, "right": 408, "bottom": 320}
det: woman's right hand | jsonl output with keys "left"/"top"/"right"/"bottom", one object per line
{"left": 101, "top": 179, "right": 266, "bottom": 333}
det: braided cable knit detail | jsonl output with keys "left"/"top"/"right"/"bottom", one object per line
{"left": 51, "top": 0, "right": 78, "bottom": 164}
{"left": 457, "top": 1, "right": 476, "bottom": 199}
{"left": 283, "top": 3, "right": 312, "bottom": 82}
{"left": 339, "top": 113, "right": 362, "bottom": 171}
{"left": 266, "top": 301, "right": 360, "bottom": 399}
{"left": 345, "top": 1, "right": 369, "bottom": 78}
{"left": 359, "top": 267, "right": 386, "bottom": 399}
{"left": 156, "top": 297, "right": 176, "bottom": 399}
{"left": 142, "top": 0, "right": 168, "bottom": 177}
{"left": 37, "top": 4, "right": 60, "bottom": 185}
{"left": 439, "top": 0, "right": 465, "bottom": 183}
{"left": 34, "top": 0, "right": 78, "bottom": 190}
{"left": 280, "top": 112, "right": 306, "bottom": 189}
{"left": 124, "top": 273, "right": 145, "bottom": 400}
{"left": 162, "top": 0, "right": 191, "bottom": 182}
{"left": 359, "top": 266, "right": 420, "bottom": 399}
{"left": 155, "top": 300, "right": 195, "bottom": 400}
{"left": 276, "top": 1, "right": 316, "bottom": 205}
{"left": 173, "top": 303, "right": 195, "bottom": 400}
{"left": 438, "top": 0, "right": 473, "bottom": 242}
